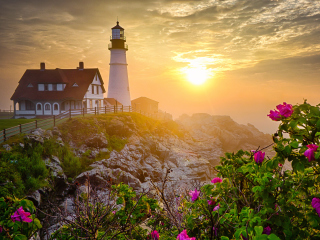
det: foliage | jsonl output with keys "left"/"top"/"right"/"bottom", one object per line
{"left": 50, "top": 182, "right": 158, "bottom": 240}
{"left": 4, "top": 102, "right": 320, "bottom": 239}
{"left": 0, "top": 139, "right": 49, "bottom": 198}
{"left": 0, "top": 197, "right": 42, "bottom": 239}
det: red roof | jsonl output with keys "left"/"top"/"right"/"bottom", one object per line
{"left": 11, "top": 68, "right": 105, "bottom": 101}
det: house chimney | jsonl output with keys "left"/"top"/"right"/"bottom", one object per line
{"left": 40, "top": 62, "right": 45, "bottom": 71}
{"left": 79, "top": 62, "right": 84, "bottom": 70}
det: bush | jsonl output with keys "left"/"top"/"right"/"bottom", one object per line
{"left": 49, "top": 102, "right": 320, "bottom": 239}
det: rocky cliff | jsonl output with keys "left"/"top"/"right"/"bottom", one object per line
{"left": 60, "top": 113, "right": 273, "bottom": 190}
{"left": 1, "top": 112, "right": 274, "bottom": 203}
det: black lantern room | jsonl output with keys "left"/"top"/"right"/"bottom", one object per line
{"left": 109, "top": 21, "right": 128, "bottom": 50}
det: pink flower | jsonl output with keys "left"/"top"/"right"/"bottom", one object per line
{"left": 211, "top": 177, "right": 222, "bottom": 184}
{"left": 112, "top": 211, "right": 116, "bottom": 214}
{"left": 189, "top": 189, "right": 200, "bottom": 202}
{"left": 262, "top": 226, "right": 271, "bottom": 235}
{"left": 213, "top": 203, "right": 220, "bottom": 212}
{"left": 276, "top": 102, "right": 293, "bottom": 118}
{"left": 254, "top": 151, "right": 265, "bottom": 164}
{"left": 176, "top": 229, "right": 196, "bottom": 240}
{"left": 268, "top": 102, "right": 293, "bottom": 121}
{"left": 267, "top": 110, "right": 281, "bottom": 121}
{"left": 278, "top": 163, "right": 283, "bottom": 167}
{"left": 312, "top": 197, "right": 320, "bottom": 217}
{"left": 11, "top": 206, "right": 33, "bottom": 223}
{"left": 304, "top": 144, "right": 318, "bottom": 161}
{"left": 0, "top": 225, "right": 2, "bottom": 233}
{"left": 151, "top": 230, "right": 160, "bottom": 240}
{"left": 207, "top": 198, "right": 216, "bottom": 205}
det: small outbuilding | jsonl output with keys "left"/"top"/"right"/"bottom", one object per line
{"left": 131, "top": 97, "right": 158, "bottom": 114}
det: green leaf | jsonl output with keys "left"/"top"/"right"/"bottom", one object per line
{"left": 221, "top": 237, "right": 229, "bottom": 240}
{"left": 252, "top": 186, "right": 262, "bottom": 193}
{"left": 316, "top": 132, "right": 320, "bottom": 136}
{"left": 256, "top": 235, "right": 268, "bottom": 240}
{"left": 289, "top": 141, "right": 299, "bottom": 149}
{"left": 292, "top": 159, "right": 305, "bottom": 172}
{"left": 13, "top": 235, "right": 28, "bottom": 240}
{"left": 254, "top": 226, "right": 263, "bottom": 236}
{"left": 268, "top": 233, "right": 281, "bottom": 240}
{"left": 33, "top": 218, "right": 42, "bottom": 229}
{"left": 284, "top": 145, "right": 292, "bottom": 155}
{"left": 315, "top": 151, "right": 320, "bottom": 160}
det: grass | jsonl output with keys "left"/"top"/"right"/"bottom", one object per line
{"left": 0, "top": 119, "right": 37, "bottom": 130}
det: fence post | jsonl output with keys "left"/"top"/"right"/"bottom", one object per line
{"left": 3, "top": 129, "right": 6, "bottom": 142}
{"left": 114, "top": 105, "right": 116, "bottom": 113}
{"left": 19, "top": 124, "right": 22, "bottom": 133}
{"left": 53, "top": 115, "right": 56, "bottom": 127}
{"left": 122, "top": 105, "right": 123, "bottom": 112}
{"left": 95, "top": 107, "right": 96, "bottom": 115}
{"left": 82, "top": 108, "right": 84, "bottom": 117}
{"left": 105, "top": 106, "right": 107, "bottom": 114}
{"left": 129, "top": 106, "right": 131, "bottom": 112}
{"left": 36, "top": 120, "right": 38, "bottom": 128}
{"left": 69, "top": 109, "right": 71, "bottom": 119}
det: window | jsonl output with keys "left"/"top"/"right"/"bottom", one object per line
{"left": 27, "top": 83, "right": 33, "bottom": 87}
{"left": 37, "top": 104, "right": 42, "bottom": 110}
{"left": 44, "top": 84, "right": 48, "bottom": 91}
{"left": 26, "top": 100, "right": 35, "bottom": 110}
{"left": 97, "top": 86, "right": 99, "bottom": 94}
{"left": 45, "top": 103, "right": 50, "bottom": 110}
{"left": 52, "top": 84, "right": 57, "bottom": 91}
{"left": 38, "top": 84, "right": 44, "bottom": 91}
{"left": 53, "top": 103, "right": 58, "bottom": 111}
{"left": 92, "top": 85, "right": 94, "bottom": 94}
{"left": 73, "top": 83, "right": 78, "bottom": 87}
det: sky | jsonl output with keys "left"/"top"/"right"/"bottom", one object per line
{"left": 0, "top": 0, "right": 320, "bottom": 133}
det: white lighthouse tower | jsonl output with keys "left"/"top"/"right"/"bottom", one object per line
{"left": 107, "top": 21, "right": 131, "bottom": 107}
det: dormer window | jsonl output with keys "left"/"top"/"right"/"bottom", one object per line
{"left": 27, "top": 83, "right": 33, "bottom": 87}
{"left": 73, "top": 83, "right": 79, "bottom": 87}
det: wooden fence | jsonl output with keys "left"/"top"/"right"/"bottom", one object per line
{"left": 0, "top": 106, "right": 168, "bottom": 144}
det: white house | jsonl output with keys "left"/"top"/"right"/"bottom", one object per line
{"left": 11, "top": 62, "right": 106, "bottom": 118}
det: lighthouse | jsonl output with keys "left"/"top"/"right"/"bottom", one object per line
{"left": 107, "top": 21, "right": 131, "bottom": 107}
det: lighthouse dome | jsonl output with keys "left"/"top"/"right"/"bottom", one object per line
{"left": 112, "top": 21, "right": 124, "bottom": 30}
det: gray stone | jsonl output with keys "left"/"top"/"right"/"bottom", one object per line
{"left": 85, "top": 133, "right": 108, "bottom": 148}
{"left": 2, "top": 144, "right": 11, "bottom": 151}
{"left": 27, "top": 190, "right": 41, "bottom": 207}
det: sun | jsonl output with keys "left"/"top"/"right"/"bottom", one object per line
{"left": 184, "top": 67, "right": 210, "bottom": 85}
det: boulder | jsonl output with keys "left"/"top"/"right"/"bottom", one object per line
{"left": 85, "top": 133, "right": 108, "bottom": 148}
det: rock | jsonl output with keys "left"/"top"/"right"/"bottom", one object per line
{"left": 85, "top": 133, "right": 108, "bottom": 148}
{"left": 44, "top": 156, "right": 67, "bottom": 187}
{"left": 52, "top": 127, "right": 62, "bottom": 137}
{"left": 27, "top": 190, "right": 41, "bottom": 207}
{"left": 60, "top": 197, "right": 74, "bottom": 215}
{"left": 2, "top": 144, "right": 11, "bottom": 151}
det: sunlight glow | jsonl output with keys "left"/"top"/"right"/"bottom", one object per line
{"left": 183, "top": 67, "right": 211, "bottom": 85}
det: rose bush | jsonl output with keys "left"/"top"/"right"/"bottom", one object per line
{"left": 4, "top": 101, "right": 320, "bottom": 239}
{"left": 0, "top": 197, "right": 42, "bottom": 239}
